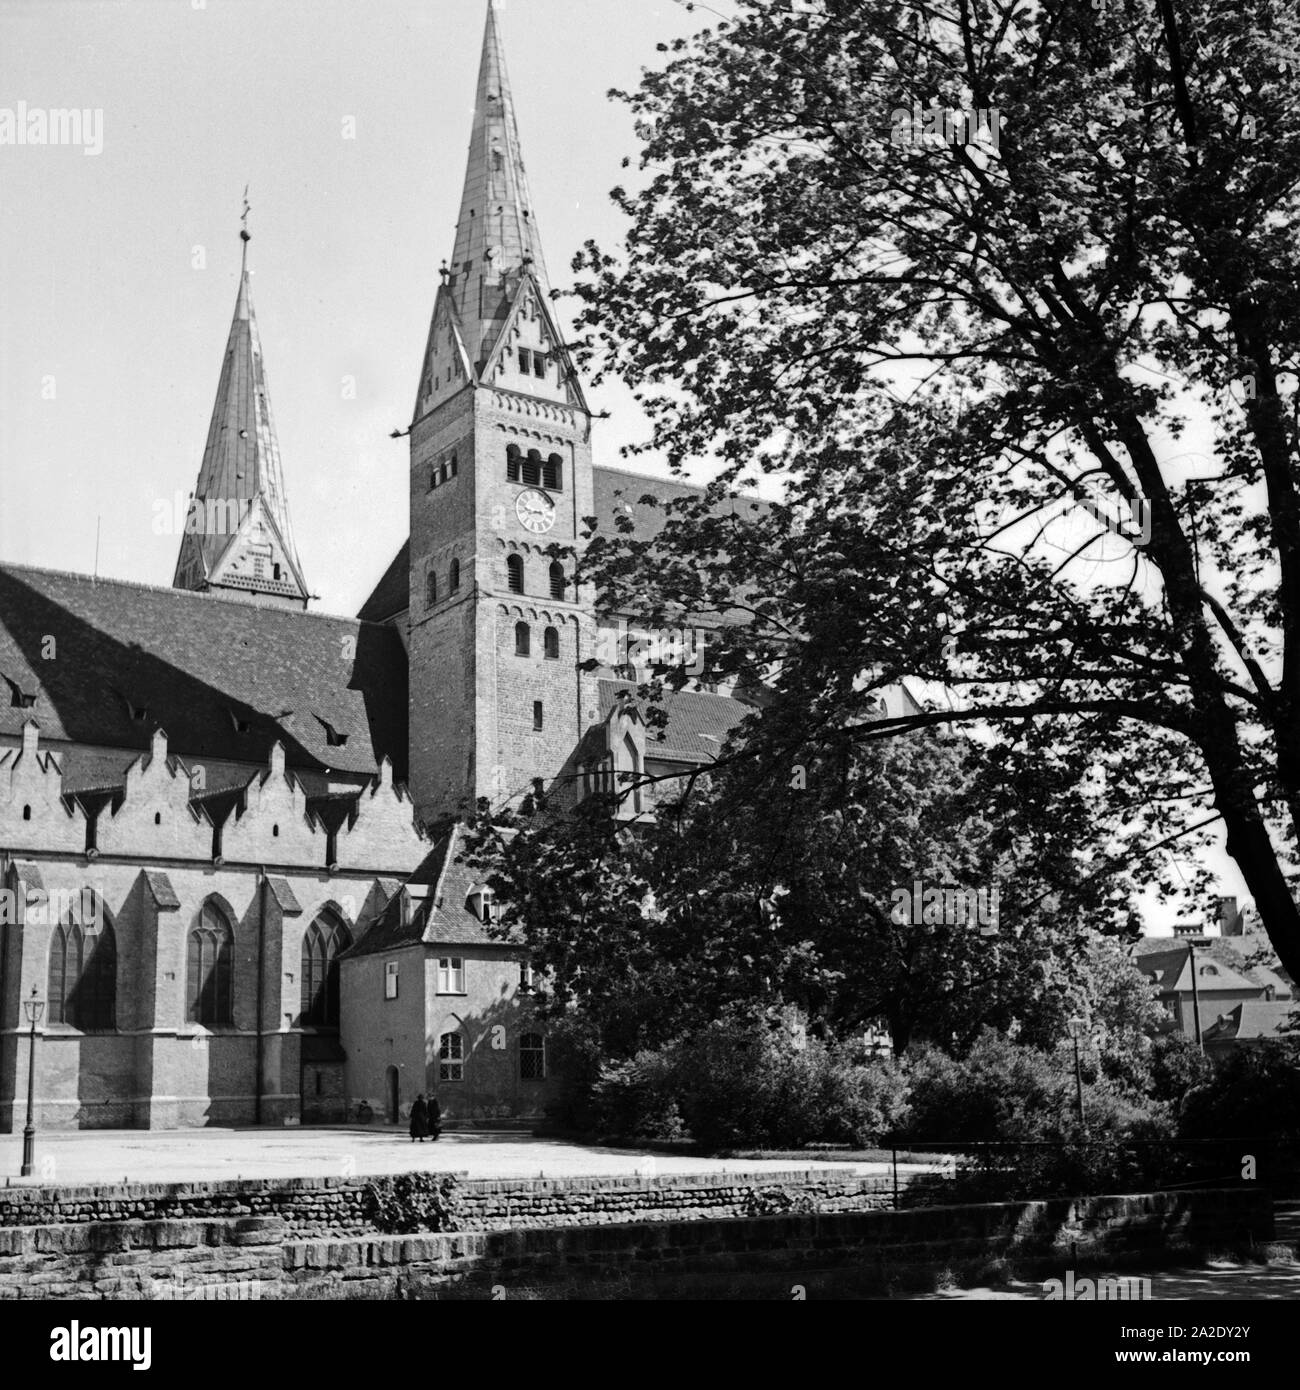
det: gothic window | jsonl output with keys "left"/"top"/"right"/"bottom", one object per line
{"left": 48, "top": 918, "right": 116, "bottom": 1031}
{"left": 507, "top": 555, "right": 524, "bottom": 594}
{"left": 449, "top": 558, "right": 461, "bottom": 593}
{"left": 300, "top": 910, "right": 352, "bottom": 1028}
{"left": 543, "top": 626, "right": 560, "bottom": 660}
{"left": 507, "top": 444, "right": 521, "bottom": 483}
{"left": 437, "top": 957, "right": 465, "bottom": 993}
{"left": 548, "top": 562, "right": 565, "bottom": 599}
{"left": 426, "top": 570, "right": 438, "bottom": 607}
{"left": 534, "top": 700, "right": 544, "bottom": 731}
{"left": 439, "top": 1031, "right": 465, "bottom": 1081}
{"left": 543, "top": 455, "right": 562, "bottom": 490}
{"left": 187, "top": 899, "right": 234, "bottom": 1027}
{"left": 515, "top": 622, "right": 531, "bottom": 657}
{"left": 520, "top": 1032, "right": 546, "bottom": 1081}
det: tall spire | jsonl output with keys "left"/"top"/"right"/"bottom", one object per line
{"left": 174, "top": 208, "right": 310, "bottom": 610}
{"left": 446, "top": 0, "right": 549, "bottom": 368}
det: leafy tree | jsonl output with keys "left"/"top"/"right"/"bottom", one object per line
{"left": 571, "top": 0, "right": 1300, "bottom": 982}
{"left": 463, "top": 728, "right": 1150, "bottom": 1056}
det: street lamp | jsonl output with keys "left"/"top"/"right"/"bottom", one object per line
{"left": 20, "top": 987, "right": 45, "bottom": 1178}
{"left": 1066, "top": 1015, "right": 1087, "bottom": 1131}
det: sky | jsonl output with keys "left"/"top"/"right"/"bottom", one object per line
{"left": 0, "top": 0, "right": 727, "bottom": 614}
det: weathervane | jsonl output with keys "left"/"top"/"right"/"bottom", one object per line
{"left": 240, "top": 185, "right": 251, "bottom": 243}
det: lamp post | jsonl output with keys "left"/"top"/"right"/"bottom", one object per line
{"left": 1067, "top": 1016, "right": 1087, "bottom": 1131}
{"left": 20, "top": 987, "right": 45, "bottom": 1178}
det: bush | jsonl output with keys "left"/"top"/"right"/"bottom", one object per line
{"left": 589, "top": 1050, "right": 686, "bottom": 1142}
{"left": 1179, "top": 1038, "right": 1300, "bottom": 1140}
{"left": 362, "top": 1173, "right": 463, "bottom": 1234}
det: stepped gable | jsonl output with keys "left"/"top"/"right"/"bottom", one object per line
{"left": 0, "top": 563, "right": 409, "bottom": 785}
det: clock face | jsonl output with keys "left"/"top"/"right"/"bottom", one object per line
{"left": 516, "top": 488, "right": 556, "bottom": 534}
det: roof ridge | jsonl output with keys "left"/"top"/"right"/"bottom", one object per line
{"left": 0, "top": 560, "right": 389, "bottom": 631}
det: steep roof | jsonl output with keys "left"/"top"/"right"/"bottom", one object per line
{"left": 597, "top": 679, "right": 750, "bottom": 764}
{"left": 345, "top": 823, "right": 516, "bottom": 956}
{"left": 358, "top": 543, "right": 409, "bottom": 623}
{"left": 1132, "top": 936, "right": 1290, "bottom": 996}
{"left": 0, "top": 563, "right": 408, "bottom": 782}
{"left": 1202, "top": 1001, "right": 1300, "bottom": 1043}
{"left": 445, "top": 0, "right": 549, "bottom": 370}
{"left": 173, "top": 233, "right": 309, "bottom": 605}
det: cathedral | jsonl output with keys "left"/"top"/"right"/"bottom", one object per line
{"left": 0, "top": 1, "right": 749, "bottom": 1131}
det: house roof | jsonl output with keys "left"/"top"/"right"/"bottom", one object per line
{"left": 357, "top": 544, "right": 409, "bottom": 624}
{"left": 1132, "top": 936, "right": 1291, "bottom": 997}
{"left": 0, "top": 563, "right": 409, "bottom": 785}
{"left": 1202, "top": 1001, "right": 1300, "bottom": 1043}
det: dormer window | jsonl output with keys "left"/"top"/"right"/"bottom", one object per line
{"left": 465, "top": 888, "right": 495, "bottom": 926}
{"left": 227, "top": 707, "right": 252, "bottom": 735}
{"left": 318, "top": 717, "right": 349, "bottom": 748}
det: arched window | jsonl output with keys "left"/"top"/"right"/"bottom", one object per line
{"left": 543, "top": 454, "right": 562, "bottom": 490}
{"left": 506, "top": 444, "right": 522, "bottom": 483}
{"left": 543, "top": 626, "right": 560, "bottom": 660}
{"left": 522, "top": 450, "right": 542, "bottom": 487}
{"left": 188, "top": 899, "right": 234, "bottom": 1026}
{"left": 506, "top": 554, "right": 524, "bottom": 594}
{"left": 520, "top": 1031, "right": 546, "bottom": 1081}
{"left": 515, "top": 622, "right": 531, "bottom": 657}
{"left": 449, "top": 558, "right": 461, "bottom": 593}
{"left": 48, "top": 915, "right": 116, "bottom": 1031}
{"left": 438, "top": 1031, "right": 465, "bottom": 1082}
{"left": 549, "top": 562, "right": 565, "bottom": 600}
{"left": 426, "top": 570, "right": 437, "bottom": 607}
{"left": 301, "top": 910, "right": 352, "bottom": 1028}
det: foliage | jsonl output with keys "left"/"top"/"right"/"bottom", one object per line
{"left": 1146, "top": 1032, "right": 1215, "bottom": 1108}
{"left": 570, "top": 0, "right": 1300, "bottom": 983}
{"left": 362, "top": 1172, "right": 463, "bottom": 1235}
{"left": 1179, "top": 1037, "right": 1300, "bottom": 1139}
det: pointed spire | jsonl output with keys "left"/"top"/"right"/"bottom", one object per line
{"left": 446, "top": 0, "right": 549, "bottom": 369}
{"left": 174, "top": 207, "right": 310, "bottom": 610}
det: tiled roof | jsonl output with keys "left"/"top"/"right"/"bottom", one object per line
{"left": 358, "top": 544, "right": 409, "bottom": 623}
{"left": 345, "top": 824, "right": 519, "bottom": 957}
{"left": 1203, "top": 1001, "right": 1300, "bottom": 1042}
{"left": 597, "top": 679, "right": 750, "bottom": 764}
{"left": 1132, "top": 936, "right": 1290, "bottom": 996}
{"left": 0, "top": 564, "right": 409, "bottom": 784}
{"left": 142, "top": 871, "right": 181, "bottom": 911}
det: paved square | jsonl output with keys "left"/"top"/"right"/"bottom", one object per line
{"left": 0, "top": 1126, "right": 894, "bottom": 1188}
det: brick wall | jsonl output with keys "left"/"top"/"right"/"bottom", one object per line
{"left": 0, "top": 1180, "right": 1269, "bottom": 1300}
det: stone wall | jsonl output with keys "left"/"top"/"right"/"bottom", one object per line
{"left": 0, "top": 1180, "right": 1269, "bottom": 1300}
{"left": 0, "top": 1168, "right": 902, "bottom": 1240}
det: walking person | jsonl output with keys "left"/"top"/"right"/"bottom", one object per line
{"left": 427, "top": 1093, "right": 442, "bottom": 1141}
{"left": 409, "top": 1092, "right": 429, "bottom": 1143}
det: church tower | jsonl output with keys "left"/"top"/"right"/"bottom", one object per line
{"left": 174, "top": 216, "right": 311, "bottom": 610}
{"left": 408, "top": 0, "right": 596, "bottom": 824}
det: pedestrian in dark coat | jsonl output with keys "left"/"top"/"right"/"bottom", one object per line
{"left": 427, "top": 1095, "right": 442, "bottom": 1141}
{"left": 409, "top": 1093, "right": 429, "bottom": 1142}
